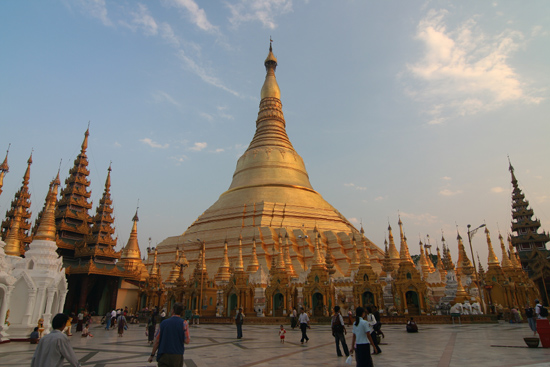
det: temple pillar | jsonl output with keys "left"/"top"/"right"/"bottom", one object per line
{"left": 58, "top": 291, "right": 67, "bottom": 314}
{"left": 42, "top": 288, "right": 56, "bottom": 333}
{"left": 33, "top": 287, "right": 47, "bottom": 325}
{"left": 78, "top": 276, "right": 89, "bottom": 311}
{"left": 110, "top": 278, "right": 118, "bottom": 311}
{"left": 0, "top": 285, "right": 14, "bottom": 341}
{"left": 22, "top": 289, "right": 37, "bottom": 326}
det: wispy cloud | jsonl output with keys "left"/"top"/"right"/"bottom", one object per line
{"left": 490, "top": 186, "right": 506, "bottom": 193}
{"left": 177, "top": 50, "right": 240, "bottom": 97}
{"left": 170, "top": 155, "right": 188, "bottom": 164}
{"left": 348, "top": 217, "right": 360, "bottom": 225}
{"left": 227, "top": 0, "right": 293, "bottom": 29}
{"left": 439, "top": 189, "right": 463, "bottom": 196}
{"left": 114, "top": 141, "right": 122, "bottom": 148}
{"left": 213, "top": 148, "right": 225, "bottom": 153}
{"left": 441, "top": 176, "right": 452, "bottom": 181}
{"left": 400, "top": 211, "right": 439, "bottom": 225}
{"left": 73, "top": 0, "right": 113, "bottom": 26}
{"left": 404, "top": 9, "right": 542, "bottom": 125}
{"left": 344, "top": 183, "right": 367, "bottom": 191}
{"left": 189, "top": 142, "right": 207, "bottom": 151}
{"left": 374, "top": 196, "right": 385, "bottom": 201}
{"left": 140, "top": 138, "right": 169, "bottom": 149}
{"left": 152, "top": 90, "right": 181, "bottom": 107}
{"left": 164, "top": 0, "right": 217, "bottom": 32}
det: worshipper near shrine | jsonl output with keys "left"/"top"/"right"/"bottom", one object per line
{"left": 526, "top": 303, "right": 537, "bottom": 335}
{"left": 299, "top": 307, "right": 310, "bottom": 344}
{"left": 148, "top": 302, "right": 190, "bottom": 367}
{"left": 331, "top": 306, "right": 349, "bottom": 357}
{"left": 279, "top": 325, "right": 286, "bottom": 343}
{"left": 30, "top": 327, "right": 40, "bottom": 344}
{"left": 406, "top": 317, "right": 418, "bottom": 333}
{"left": 350, "top": 307, "right": 374, "bottom": 367}
{"left": 366, "top": 307, "right": 381, "bottom": 354}
{"left": 31, "top": 313, "right": 81, "bottom": 367}
{"left": 235, "top": 307, "right": 244, "bottom": 339}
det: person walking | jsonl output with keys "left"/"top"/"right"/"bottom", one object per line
{"left": 235, "top": 307, "right": 244, "bottom": 339}
{"left": 331, "top": 306, "right": 349, "bottom": 357}
{"left": 298, "top": 307, "right": 310, "bottom": 344}
{"left": 31, "top": 313, "right": 81, "bottom": 367}
{"left": 110, "top": 309, "right": 117, "bottom": 329}
{"left": 148, "top": 311, "right": 157, "bottom": 345}
{"left": 117, "top": 313, "right": 127, "bottom": 337}
{"left": 372, "top": 305, "right": 384, "bottom": 339}
{"left": 105, "top": 311, "right": 111, "bottom": 330}
{"left": 526, "top": 303, "right": 536, "bottom": 336}
{"left": 148, "top": 302, "right": 190, "bottom": 367}
{"left": 350, "top": 307, "right": 374, "bottom": 367}
{"left": 290, "top": 307, "right": 297, "bottom": 330}
{"left": 366, "top": 306, "right": 381, "bottom": 354}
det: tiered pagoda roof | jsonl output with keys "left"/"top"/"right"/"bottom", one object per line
{"left": 55, "top": 128, "right": 92, "bottom": 257}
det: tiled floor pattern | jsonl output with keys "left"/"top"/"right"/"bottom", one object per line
{"left": 1, "top": 322, "right": 550, "bottom": 366}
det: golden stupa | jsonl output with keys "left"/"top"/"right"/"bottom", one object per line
{"left": 153, "top": 44, "right": 383, "bottom": 278}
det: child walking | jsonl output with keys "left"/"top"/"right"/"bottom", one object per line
{"left": 279, "top": 325, "right": 286, "bottom": 343}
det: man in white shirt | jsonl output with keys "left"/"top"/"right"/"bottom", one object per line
{"left": 298, "top": 307, "right": 310, "bottom": 344}
{"left": 31, "top": 313, "right": 81, "bottom": 367}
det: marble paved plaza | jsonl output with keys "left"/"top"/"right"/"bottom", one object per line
{"left": 2, "top": 321, "right": 550, "bottom": 367}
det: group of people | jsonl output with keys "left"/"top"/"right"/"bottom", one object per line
{"left": 525, "top": 299, "right": 548, "bottom": 336}
{"left": 104, "top": 308, "right": 130, "bottom": 336}
{"left": 330, "top": 305, "right": 384, "bottom": 366}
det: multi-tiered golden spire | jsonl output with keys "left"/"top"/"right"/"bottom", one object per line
{"left": 56, "top": 128, "right": 92, "bottom": 257}
{"left": 499, "top": 233, "right": 513, "bottom": 269}
{"left": 456, "top": 231, "right": 474, "bottom": 276}
{"left": 80, "top": 165, "right": 119, "bottom": 261}
{"left": 120, "top": 209, "right": 148, "bottom": 281}
{"left": 1, "top": 152, "right": 33, "bottom": 255}
{"left": 418, "top": 240, "right": 430, "bottom": 278}
{"left": 4, "top": 206, "right": 23, "bottom": 256}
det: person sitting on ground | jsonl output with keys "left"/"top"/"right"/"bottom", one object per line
{"left": 406, "top": 317, "right": 418, "bottom": 333}
{"left": 30, "top": 327, "right": 40, "bottom": 344}
{"left": 81, "top": 323, "right": 93, "bottom": 338}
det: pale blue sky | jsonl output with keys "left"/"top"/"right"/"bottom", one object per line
{"left": 1, "top": 0, "right": 549, "bottom": 264}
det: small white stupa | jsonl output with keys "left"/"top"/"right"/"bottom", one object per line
{"left": 5, "top": 175, "right": 68, "bottom": 340}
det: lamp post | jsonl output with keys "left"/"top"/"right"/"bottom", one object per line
{"left": 467, "top": 223, "right": 486, "bottom": 314}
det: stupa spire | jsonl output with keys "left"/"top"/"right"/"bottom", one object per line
{"left": 247, "top": 235, "right": 260, "bottom": 273}
{"left": 0, "top": 145, "right": 9, "bottom": 196}
{"left": 398, "top": 217, "right": 413, "bottom": 264}
{"left": 485, "top": 227, "right": 500, "bottom": 267}
{"left": 359, "top": 236, "right": 371, "bottom": 267}
{"left": 215, "top": 241, "right": 231, "bottom": 282}
{"left": 284, "top": 232, "right": 296, "bottom": 277}
{"left": 456, "top": 230, "right": 474, "bottom": 276}
{"left": 121, "top": 208, "right": 142, "bottom": 261}
{"left": 507, "top": 235, "right": 522, "bottom": 270}
{"left": 235, "top": 235, "right": 244, "bottom": 272}
{"left": 1, "top": 151, "right": 33, "bottom": 255}
{"left": 4, "top": 206, "right": 23, "bottom": 256}
{"left": 499, "top": 233, "right": 513, "bottom": 269}
{"left": 33, "top": 175, "right": 60, "bottom": 242}
{"left": 387, "top": 224, "right": 400, "bottom": 265}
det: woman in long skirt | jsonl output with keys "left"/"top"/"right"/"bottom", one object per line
{"left": 147, "top": 312, "right": 156, "bottom": 344}
{"left": 351, "top": 307, "right": 375, "bottom": 367}
{"left": 117, "top": 315, "right": 127, "bottom": 337}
